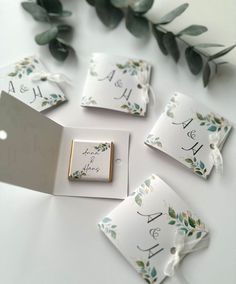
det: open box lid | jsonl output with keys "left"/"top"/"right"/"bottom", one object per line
{"left": 0, "top": 91, "right": 62, "bottom": 194}
{"left": 0, "top": 92, "right": 130, "bottom": 199}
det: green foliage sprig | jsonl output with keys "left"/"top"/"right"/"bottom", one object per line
{"left": 86, "top": 0, "right": 235, "bottom": 87}
{"left": 21, "top": 0, "right": 73, "bottom": 61}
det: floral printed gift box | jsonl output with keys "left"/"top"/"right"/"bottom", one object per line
{"left": 145, "top": 92, "right": 232, "bottom": 179}
{"left": 81, "top": 53, "right": 152, "bottom": 116}
{"left": 0, "top": 55, "right": 67, "bottom": 112}
{"left": 99, "top": 174, "right": 209, "bottom": 284}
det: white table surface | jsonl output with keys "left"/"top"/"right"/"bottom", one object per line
{"left": 1, "top": 1, "right": 236, "bottom": 283}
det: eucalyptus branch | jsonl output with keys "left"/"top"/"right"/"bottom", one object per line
{"left": 156, "top": 25, "right": 216, "bottom": 64}
{"left": 21, "top": 0, "right": 74, "bottom": 61}
{"left": 86, "top": 0, "right": 236, "bottom": 87}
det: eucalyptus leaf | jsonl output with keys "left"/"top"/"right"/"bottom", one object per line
{"left": 203, "top": 62, "right": 211, "bottom": 87}
{"left": 152, "top": 26, "right": 168, "bottom": 55}
{"left": 37, "top": 0, "right": 62, "bottom": 13}
{"left": 196, "top": 232, "right": 202, "bottom": 239}
{"left": 21, "top": 2, "right": 49, "bottom": 22}
{"left": 163, "top": 32, "right": 180, "bottom": 62}
{"left": 49, "top": 38, "right": 70, "bottom": 61}
{"left": 157, "top": 3, "right": 189, "bottom": 25}
{"left": 136, "top": 261, "right": 145, "bottom": 268}
{"left": 126, "top": 7, "right": 149, "bottom": 37}
{"left": 177, "top": 25, "right": 208, "bottom": 37}
{"left": 48, "top": 11, "right": 72, "bottom": 18}
{"left": 185, "top": 47, "right": 203, "bottom": 75}
{"left": 95, "top": 0, "right": 123, "bottom": 29}
{"left": 194, "top": 43, "right": 224, "bottom": 48}
{"left": 131, "top": 0, "right": 154, "bottom": 13}
{"left": 218, "top": 61, "right": 228, "bottom": 65}
{"left": 151, "top": 267, "right": 157, "bottom": 278}
{"left": 86, "top": 0, "right": 95, "bottom": 6}
{"left": 110, "top": 0, "right": 129, "bottom": 8}
{"left": 57, "top": 24, "right": 73, "bottom": 33}
{"left": 35, "top": 26, "right": 58, "bottom": 45}
{"left": 209, "top": 44, "right": 236, "bottom": 61}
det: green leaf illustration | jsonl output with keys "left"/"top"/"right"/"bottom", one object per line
{"left": 196, "top": 112, "right": 204, "bottom": 120}
{"left": 102, "top": 217, "right": 112, "bottom": 223}
{"left": 135, "top": 194, "right": 142, "bottom": 206}
{"left": 179, "top": 213, "right": 183, "bottom": 222}
{"left": 199, "top": 161, "right": 205, "bottom": 169}
{"left": 8, "top": 72, "right": 17, "bottom": 77}
{"left": 151, "top": 267, "right": 157, "bottom": 278}
{"left": 188, "top": 217, "right": 196, "bottom": 228}
{"left": 168, "top": 207, "right": 176, "bottom": 219}
{"left": 185, "top": 158, "right": 193, "bottom": 164}
{"left": 169, "top": 220, "right": 176, "bottom": 225}
{"left": 110, "top": 230, "right": 116, "bottom": 239}
{"left": 144, "top": 179, "right": 151, "bottom": 187}
{"left": 196, "top": 231, "right": 202, "bottom": 239}
{"left": 136, "top": 260, "right": 145, "bottom": 268}
{"left": 208, "top": 125, "right": 217, "bottom": 131}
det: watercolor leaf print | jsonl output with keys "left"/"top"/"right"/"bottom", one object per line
{"left": 165, "top": 94, "right": 178, "bottom": 118}
{"left": 185, "top": 157, "right": 207, "bottom": 177}
{"left": 69, "top": 170, "right": 86, "bottom": 180}
{"left": 8, "top": 57, "right": 39, "bottom": 79}
{"left": 81, "top": 96, "right": 97, "bottom": 106}
{"left": 131, "top": 175, "right": 156, "bottom": 206}
{"left": 89, "top": 58, "right": 98, "bottom": 76}
{"left": 146, "top": 134, "right": 162, "bottom": 148}
{"left": 94, "top": 143, "right": 110, "bottom": 152}
{"left": 136, "top": 260, "right": 158, "bottom": 284}
{"left": 196, "top": 112, "right": 229, "bottom": 133}
{"left": 41, "top": 94, "right": 64, "bottom": 107}
{"left": 98, "top": 217, "right": 117, "bottom": 239}
{"left": 116, "top": 60, "right": 149, "bottom": 76}
{"left": 168, "top": 206, "right": 207, "bottom": 239}
{"left": 121, "top": 101, "right": 143, "bottom": 115}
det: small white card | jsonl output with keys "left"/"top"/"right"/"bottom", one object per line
{"left": 81, "top": 53, "right": 152, "bottom": 116}
{"left": 145, "top": 92, "right": 232, "bottom": 179}
{"left": 0, "top": 55, "right": 67, "bottom": 112}
{"left": 99, "top": 174, "right": 208, "bottom": 284}
{"left": 68, "top": 140, "right": 114, "bottom": 182}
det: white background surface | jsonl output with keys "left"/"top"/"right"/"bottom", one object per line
{"left": 0, "top": 1, "right": 236, "bottom": 284}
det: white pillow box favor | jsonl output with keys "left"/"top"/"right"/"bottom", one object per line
{"left": 81, "top": 53, "right": 152, "bottom": 116}
{"left": 0, "top": 55, "right": 67, "bottom": 112}
{"left": 98, "top": 174, "right": 209, "bottom": 284}
{"left": 145, "top": 92, "right": 232, "bottom": 179}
